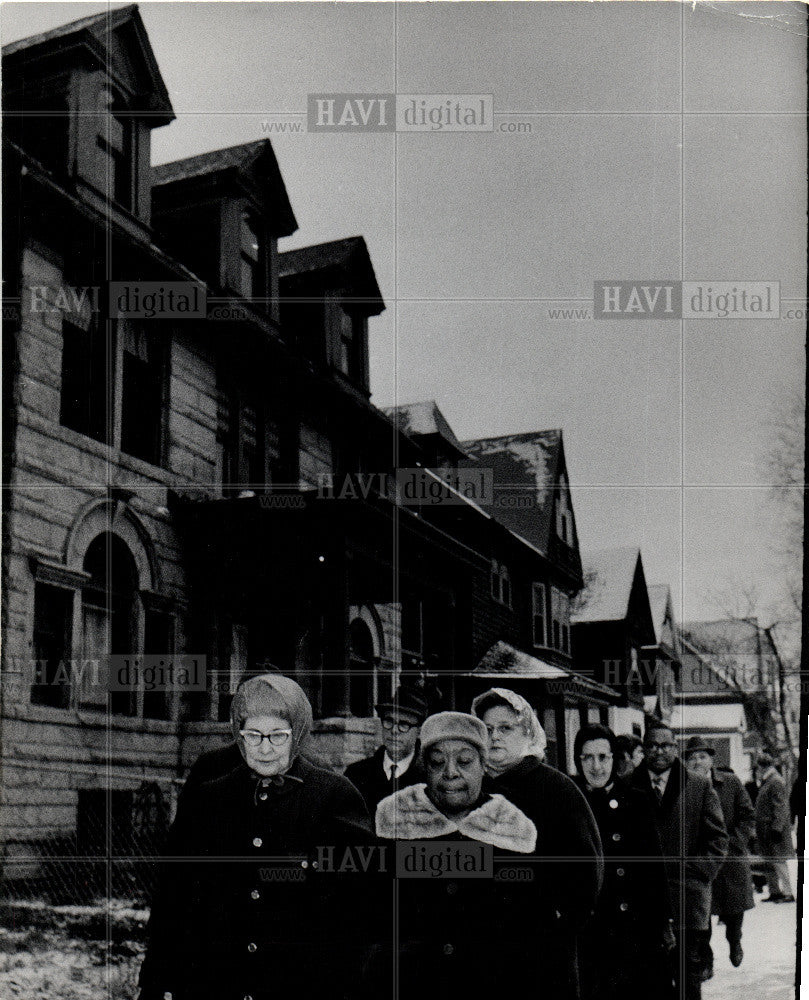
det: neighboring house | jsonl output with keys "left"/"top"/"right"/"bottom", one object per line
{"left": 571, "top": 547, "right": 656, "bottom": 737}
{"left": 670, "top": 629, "right": 751, "bottom": 779}
{"left": 450, "top": 428, "right": 618, "bottom": 772}
{"left": 643, "top": 583, "right": 681, "bottom": 724}
{"left": 677, "top": 618, "right": 791, "bottom": 780}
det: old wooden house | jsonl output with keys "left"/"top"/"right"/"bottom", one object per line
{"left": 570, "top": 546, "right": 657, "bottom": 738}
{"left": 1, "top": 5, "right": 616, "bottom": 878}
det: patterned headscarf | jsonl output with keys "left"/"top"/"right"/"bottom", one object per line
{"left": 230, "top": 673, "right": 313, "bottom": 770}
{"left": 470, "top": 687, "right": 547, "bottom": 775}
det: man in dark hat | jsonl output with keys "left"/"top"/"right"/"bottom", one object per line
{"left": 344, "top": 682, "right": 430, "bottom": 813}
{"left": 684, "top": 736, "right": 754, "bottom": 979}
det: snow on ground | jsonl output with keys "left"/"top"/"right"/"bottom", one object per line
{"left": 703, "top": 894, "right": 799, "bottom": 1000}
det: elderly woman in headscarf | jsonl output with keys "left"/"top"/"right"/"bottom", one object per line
{"left": 573, "top": 723, "right": 675, "bottom": 1000}
{"left": 138, "top": 673, "right": 372, "bottom": 1000}
{"left": 373, "top": 711, "right": 539, "bottom": 1000}
{"left": 470, "top": 687, "right": 604, "bottom": 993}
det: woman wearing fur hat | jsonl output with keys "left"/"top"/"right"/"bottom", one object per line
{"left": 373, "top": 711, "right": 574, "bottom": 999}
{"left": 470, "top": 688, "right": 604, "bottom": 990}
{"left": 573, "top": 724, "right": 675, "bottom": 1000}
{"left": 138, "top": 673, "right": 372, "bottom": 1000}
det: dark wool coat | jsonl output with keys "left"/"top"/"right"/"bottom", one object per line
{"left": 755, "top": 769, "right": 795, "bottom": 860}
{"left": 710, "top": 768, "right": 754, "bottom": 915}
{"left": 372, "top": 785, "right": 551, "bottom": 1000}
{"left": 138, "top": 756, "right": 373, "bottom": 1000}
{"left": 631, "top": 759, "right": 728, "bottom": 930}
{"left": 483, "top": 755, "right": 604, "bottom": 928}
{"left": 574, "top": 777, "right": 673, "bottom": 1000}
{"left": 344, "top": 744, "right": 425, "bottom": 812}
{"left": 478, "top": 756, "right": 604, "bottom": 1000}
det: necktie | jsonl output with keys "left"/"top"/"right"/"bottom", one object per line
{"left": 653, "top": 777, "right": 664, "bottom": 802}
{"left": 390, "top": 763, "right": 398, "bottom": 781}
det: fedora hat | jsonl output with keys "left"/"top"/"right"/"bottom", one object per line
{"left": 683, "top": 735, "right": 716, "bottom": 758}
{"left": 375, "top": 683, "right": 430, "bottom": 723}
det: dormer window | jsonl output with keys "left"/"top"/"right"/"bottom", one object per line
{"left": 96, "top": 86, "right": 136, "bottom": 211}
{"left": 334, "top": 304, "right": 365, "bottom": 382}
{"left": 240, "top": 212, "right": 263, "bottom": 300}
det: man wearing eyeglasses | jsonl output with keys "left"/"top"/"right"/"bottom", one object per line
{"left": 631, "top": 721, "right": 728, "bottom": 1000}
{"left": 344, "top": 683, "right": 430, "bottom": 812}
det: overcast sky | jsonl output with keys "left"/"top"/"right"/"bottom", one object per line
{"left": 3, "top": 1, "right": 806, "bottom": 637}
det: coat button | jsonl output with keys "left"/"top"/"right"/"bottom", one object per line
{"left": 612, "top": 833, "right": 621, "bottom": 842}
{"left": 244, "top": 995, "right": 253, "bottom": 1000}
{"left": 259, "top": 792, "right": 268, "bottom": 801}
{"left": 443, "top": 944, "right": 454, "bottom": 956}
{"left": 250, "top": 889, "right": 260, "bottom": 900}
{"left": 301, "top": 860, "right": 308, "bottom": 869}
{"left": 619, "top": 902, "right": 629, "bottom": 912}
{"left": 252, "top": 837, "right": 262, "bottom": 848}
{"left": 609, "top": 799, "right": 618, "bottom": 809}
{"left": 247, "top": 942, "right": 258, "bottom": 953}
{"left": 446, "top": 882, "right": 457, "bottom": 895}
{"left": 616, "top": 868, "right": 625, "bottom": 877}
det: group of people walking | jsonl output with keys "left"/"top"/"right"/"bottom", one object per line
{"left": 138, "top": 673, "right": 796, "bottom": 1000}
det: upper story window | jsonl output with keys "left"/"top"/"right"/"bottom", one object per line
{"left": 491, "top": 560, "right": 512, "bottom": 608}
{"left": 333, "top": 304, "right": 365, "bottom": 382}
{"left": 240, "top": 212, "right": 263, "bottom": 300}
{"left": 96, "top": 86, "right": 136, "bottom": 211}
{"left": 532, "top": 582, "right": 547, "bottom": 647}
{"left": 556, "top": 473, "right": 573, "bottom": 545}
{"left": 60, "top": 310, "right": 109, "bottom": 445}
{"left": 550, "top": 586, "right": 571, "bottom": 654}
{"left": 59, "top": 291, "right": 167, "bottom": 468}
{"left": 216, "top": 368, "right": 283, "bottom": 492}
{"left": 120, "top": 322, "right": 166, "bottom": 466}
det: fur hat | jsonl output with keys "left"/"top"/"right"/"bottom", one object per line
{"left": 419, "top": 711, "right": 488, "bottom": 758}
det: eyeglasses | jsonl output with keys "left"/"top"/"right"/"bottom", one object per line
{"left": 645, "top": 742, "right": 676, "bottom": 751}
{"left": 486, "top": 723, "right": 518, "bottom": 737}
{"left": 381, "top": 718, "right": 417, "bottom": 733}
{"left": 580, "top": 753, "right": 613, "bottom": 765}
{"left": 240, "top": 729, "right": 292, "bottom": 748}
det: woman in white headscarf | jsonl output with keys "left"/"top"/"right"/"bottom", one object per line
{"left": 138, "top": 673, "right": 372, "bottom": 1000}
{"left": 471, "top": 688, "right": 604, "bottom": 999}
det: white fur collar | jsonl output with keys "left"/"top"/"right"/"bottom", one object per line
{"left": 375, "top": 783, "right": 537, "bottom": 854}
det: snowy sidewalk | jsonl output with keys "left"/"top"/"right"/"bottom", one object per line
{"left": 703, "top": 894, "right": 799, "bottom": 1000}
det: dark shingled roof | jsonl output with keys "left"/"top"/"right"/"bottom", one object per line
{"left": 383, "top": 401, "right": 468, "bottom": 460}
{"left": 2, "top": 4, "right": 138, "bottom": 56}
{"left": 279, "top": 236, "right": 384, "bottom": 313}
{"left": 2, "top": 5, "right": 174, "bottom": 125}
{"left": 460, "top": 430, "right": 566, "bottom": 557}
{"left": 152, "top": 139, "right": 297, "bottom": 238}
{"left": 152, "top": 139, "right": 267, "bottom": 185}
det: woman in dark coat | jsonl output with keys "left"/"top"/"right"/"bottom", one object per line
{"left": 138, "top": 674, "right": 372, "bottom": 1000}
{"left": 469, "top": 689, "right": 603, "bottom": 998}
{"left": 374, "top": 712, "right": 543, "bottom": 1000}
{"left": 573, "top": 724, "right": 675, "bottom": 1000}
